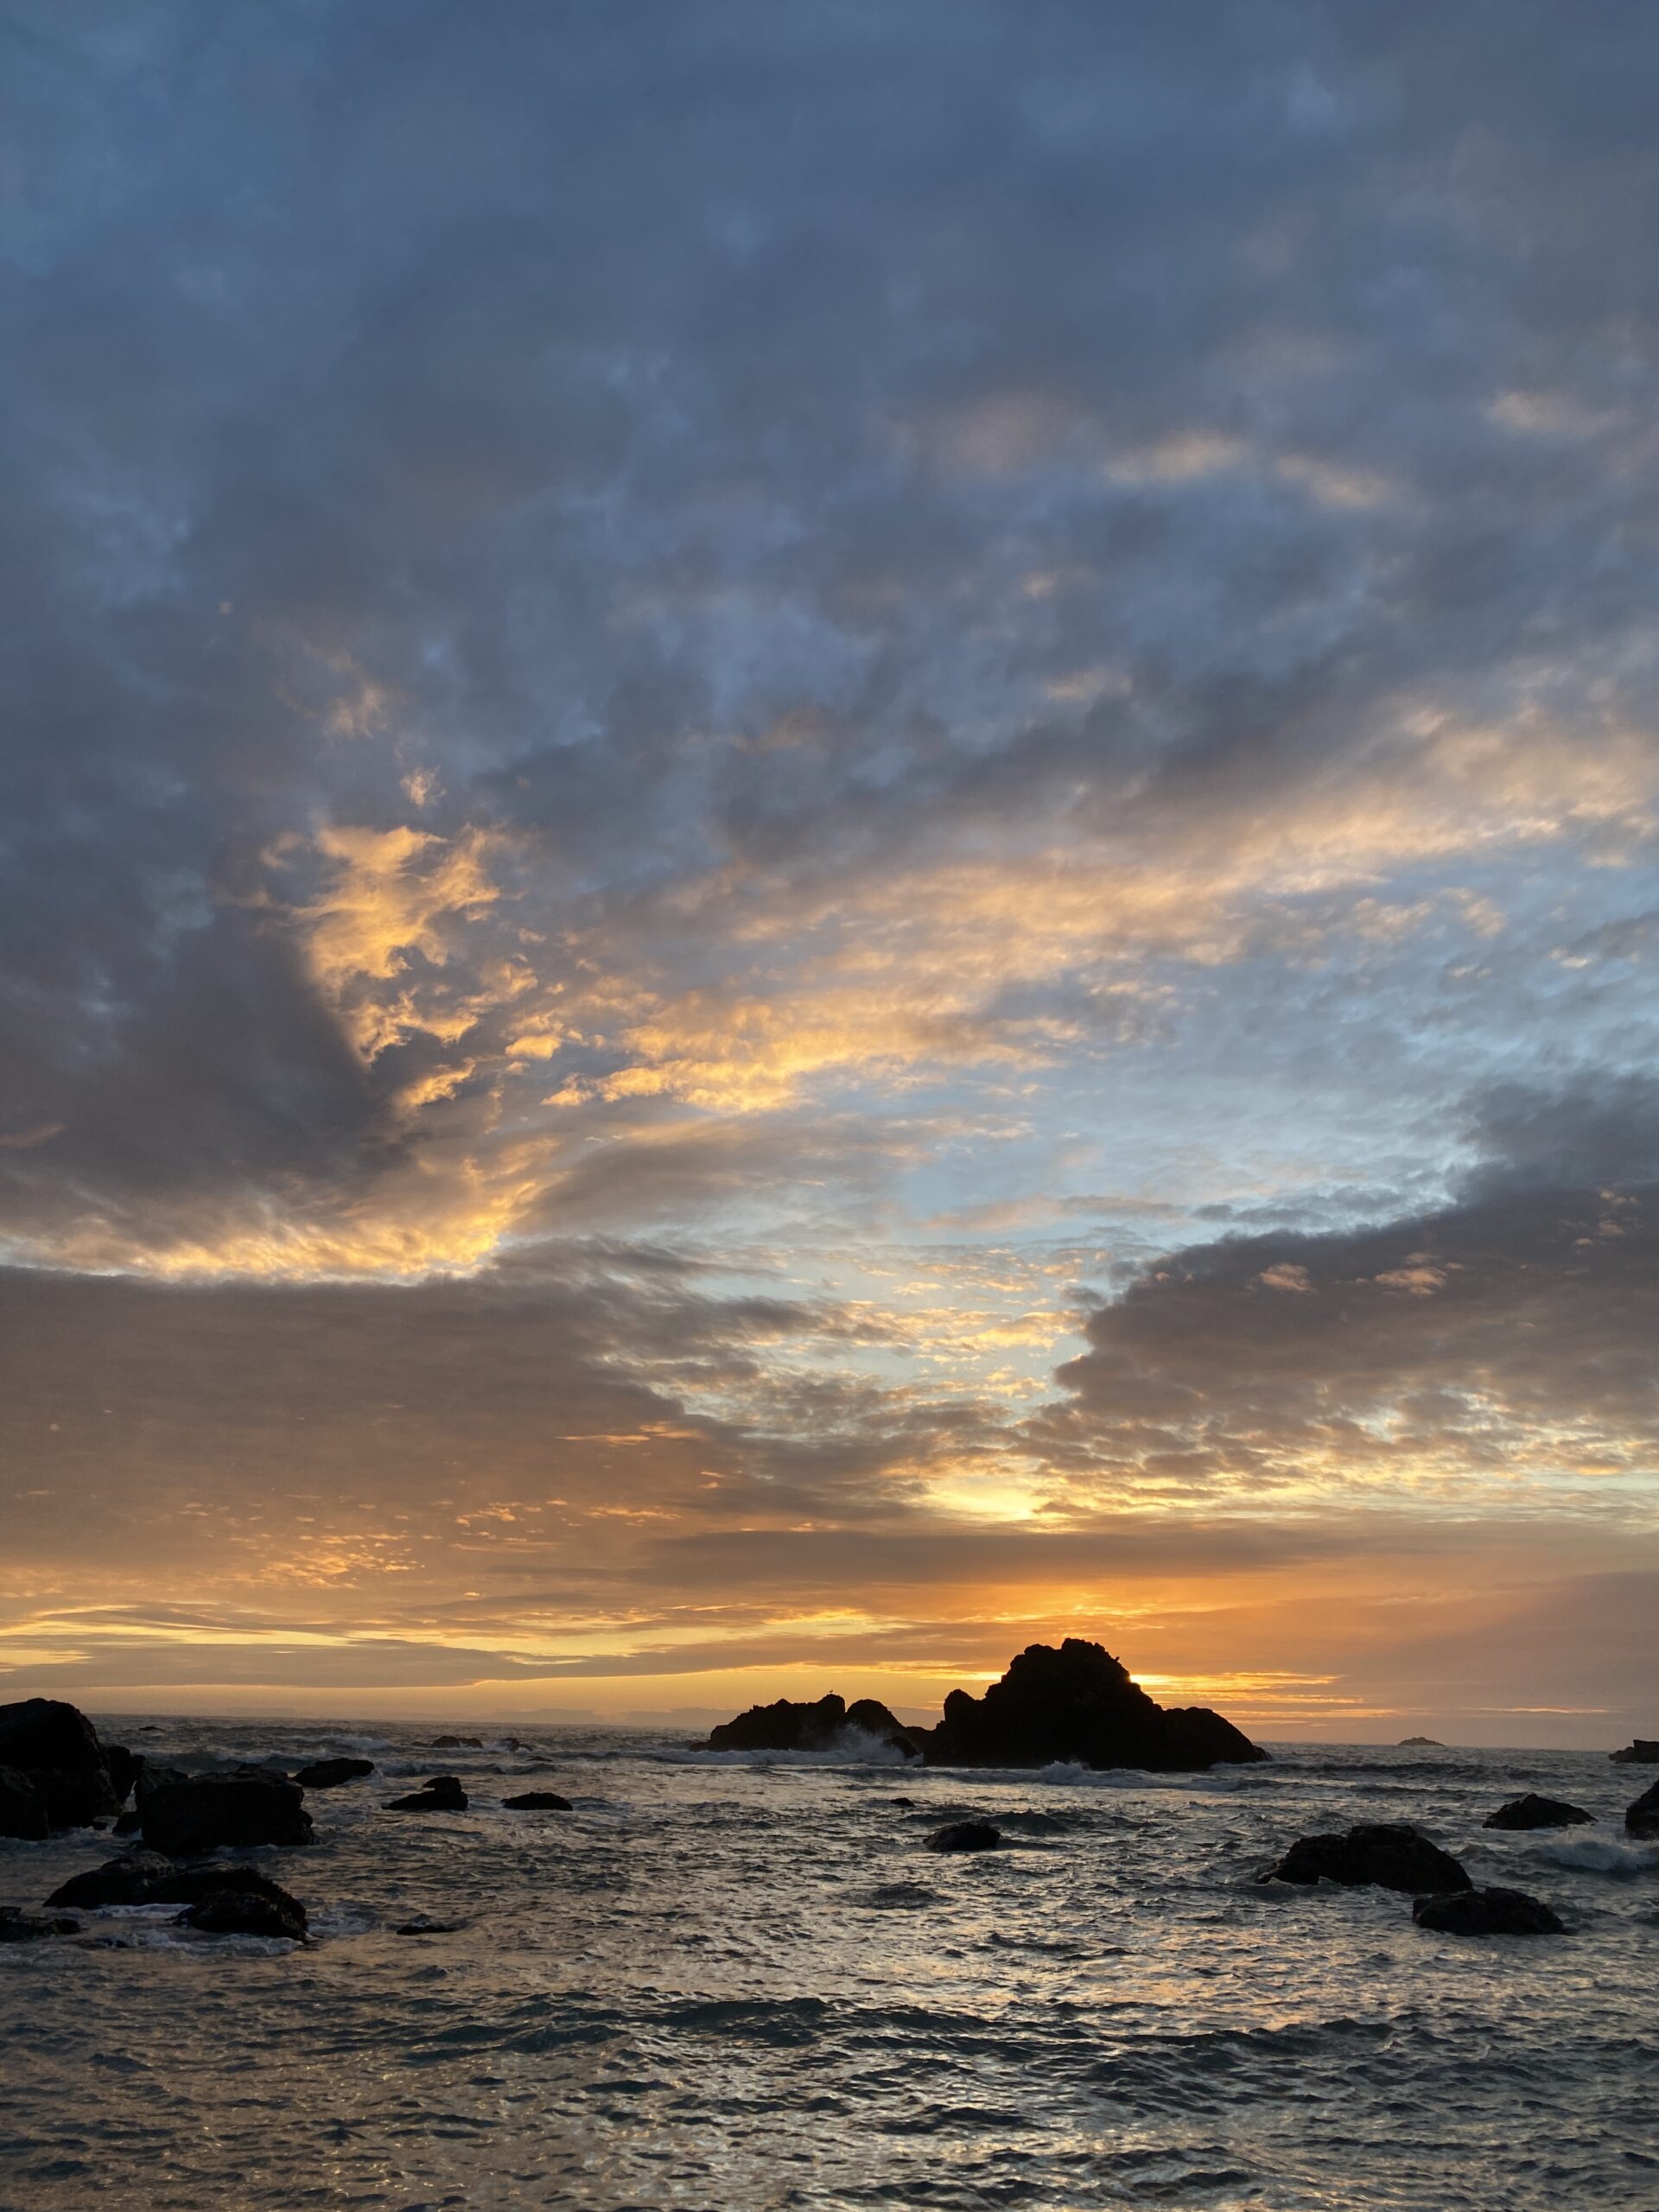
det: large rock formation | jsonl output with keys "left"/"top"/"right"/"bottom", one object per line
{"left": 1258, "top": 1822, "right": 1471, "bottom": 1893}
{"left": 1484, "top": 1794, "right": 1593, "bottom": 1831}
{"left": 139, "top": 1771, "right": 314, "bottom": 1857}
{"left": 1611, "top": 1739, "right": 1659, "bottom": 1764}
{"left": 918, "top": 1640, "right": 1267, "bottom": 1770}
{"left": 48, "top": 1853, "right": 304, "bottom": 1919}
{"left": 706, "top": 1693, "right": 917, "bottom": 1757}
{"left": 291, "top": 1758, "right": 375, "bottom": 1789}
{"left": 0, "top": 1765, "right": 49, "bottom": 1841}
{"left": 1413, "top": 1886, "right": 1564, "bottom": 1936}
{"left": 0, "top": 1698, "right": 120, "bottom": 1827}
{"left": 387, "top": 1775, "right": 467, "bottom": 1812}
{"left": 1624, "top": 1778, "right": 1659, "bottom": 1837}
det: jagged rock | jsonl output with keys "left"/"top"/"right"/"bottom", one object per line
{"left": 387, "top": 1775, "right": 467, "bottom": 1812}
{"left": 1484, "top": 1794, "right": 1593, "bottom": 1831}
{"left": 396, "top": 1916, "right": 465, "bottom": 1934}
{"left": 502, "top": 1790, "right": 573, "bottom": 1810}
{"left": 291, "top": 1758, "right": 375, "bottom": 1789}
{"left": 179, "top": 1886, "right": 307, "bottom": 1941}
{"left": 1258, "top": 1822, "right": 1471, "bottom": 1893}
{"left": 919, "top": 1639, "right": 1267, "bottom": 1771}
{"left": 429, "top": 1734, "right": 482, "bottom": 1749}
{"left": 0, "top": 1699, "right": 119, "bottom": 1825}
{"left": 0, "top": 1907, "right": 79, "bottom": 1942}
{"left": 1611, "top": 1739, "right": 1659, "bottom": 1764}
{"left": 47, "top": 1852, "right": 175, "bottom": 1908}
{"left": 140, "top": 1771, "right": 314, "bottom": 1857}
{"left": 0, "top": 1765, "right": 49, "bottom": 1841}
{"left": 925, "top": 1820, "right": 1002, "bottom": 1853}
{"left": 706, "top": 1693, "right": 917, "bottom": 1756}
{"left": 111, "top": 1809, "right": 143, "bottom": 1837}
{"left": 1414, "top": 1886, "right": 1565, "bottom": 1936}
{"left": 1624, "top": 1778, "right": 1659, "bottom": 1838}
{"left": 102, "top": 1745, "right": 142, "bottom": 1805}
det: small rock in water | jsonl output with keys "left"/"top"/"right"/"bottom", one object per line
{"left": 925, "top": 1820, "right": 1003, "bottom": 1853}
{"left": 0, "top": 1906, "right": 80, "bottom": 1942}
{"left": 1396, "top": 1736, "right": 1444, "bottom": 1747}
{"left": 291, "top": 1757, "right": 375, "bottom": 1789}
{"left": 387, "top": 1775, "right": 468, "bottom": 1812}
{"left": 1413, "top": 1886, "right": 1565, "bottom": 1936}
{"left": 1610, "top": 1738, "right": 1659, "bottom": 1764}
{"left": 891, "top": 1796, "right": 917, "bottom": 1808}
{"left": 48, "top": 1851, "right": 175, "bottom": 1909}
{"left": 1624, "top": 1778, "right": 1659, "bottom": 1837}
{"left": 1484, "top": 1793, "right": 1593, "bottom": 1831}
{"left": 1258, "top": 1822, "right": 1471, "bottom": 1894}
{"left": 179, "top": 1887, "right": 307, "bottom": 1941}
{"left": 501, "top": 1790, "right": 573, "bottom": 1810}
{"left": 395, "top": 1915, "right": 466, "bottom": 1935}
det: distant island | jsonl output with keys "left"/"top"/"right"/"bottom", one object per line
{"left": 708, "top": 1637, "right": 1268, "bottom": 1770}
{"left": 1397, "top": 1736, "right": 1445, "bottom": 1747}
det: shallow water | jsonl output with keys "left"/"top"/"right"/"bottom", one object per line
{"left": 3, "top": 1723, "right": 1656, "bottom": 2210}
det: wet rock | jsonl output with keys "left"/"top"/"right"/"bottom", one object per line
{"left": 179, "top": 1887, "right": 307, "bottom": 1941}
{"left": 396, "top": 1915, "right": 465, "bottom": 1935}
{"left": 891, "top": 1796, "right": 917, "bottom": 1808}
{"left": 111, "top": 1810, "right": 144, "bottom": 1838}
{"left": 918, "top": 1639, "right": 1267, "bottom": 1772}
{"left": 502, "top": 1790, "right": 573, "bottom": 1810}
{"left": 101, "top": 1745, "right": 143, "bottom": 1806}
{"left": 707, "top": 1692, "right": 918, "bottom": 1757}
{"left": 925, "top": 1820, "right": 1003, "bottom": 1853}
{"left": 47, "top": 1852, "right": 175, "bottom": 1909}
{"left": 1258, "top": 1822, "right": 1471, "bottom": 1894}
{"left": 1413, "top": 1886, "right": 1565, "bottom": 1936}
{"left": 429, "top": 1734, "right": 482, "bottom": 1749}
{"left": 1624, "top": 1778, "right": 1659, "bottom": 1838}
{"left": 387, "top": 1775, "right": 467, "bottom": 1812}
{"left": 140, "top": 1771, "right": 314, "bottom": 1857}
{"left": 0, "top": 1698, "right": 118, "bottom": 1818}
{"left": 1484, "top": 1794, "right": 1593, "bottom": 1831}
{"left": 0, "top": 1907, "right": 80, "bottom": 1942}
{"left": 0, "top": 1765, "right": 49, "bottom": 1841}
{"left": 1611, "top": 1739, "right": 1659, "bottom": 1764}
{"left": 291, "top": 1757, "right": 375, "bottom": 1789}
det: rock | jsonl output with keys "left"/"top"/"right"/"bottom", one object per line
{"left": 925, "top": 1820, "right": 1003, "bottom": 1853}
{"left": 1611, "top": 1739, "right": 1659, "bottom": 1764}
{"left": 387, "top": 1775, "right": 467, "bottom": 1811}
{"left": 1397, "top": 1736, "right": 1444, "bottom": 1747}
{"left": 1413, "top": 1886, "right": 1565, "bottom": 1936}
{"left": 1258, "top": 1822, "right": 1471, "bottom": 1894}
{"left": 0, "top": 1765, "right": 49, "bottom": 1841}
{"left": 291, "top": 1757, "right": 375, "bottom": 1789}
{"left": 111, "top": 1810, "right": 144, "bottom": 1837}
{"left": 919, "top": 1639, "right": 1267, "bottom": 1771}
{"left": 102, "top": 1745, "right": 142, "bottom": 1805}
{"left": 501, "top": 1790, "right": 573, "bottom": 1810}
{"left": 396, "top": 1915, "right": 465, "bottom": 1935}
{"left": 135, "top": 1764, "right": 188, "bottom": 1808}
{"left": 1624, "top": 1778, "right": 1659, "bottom": 1838}
{"left": 1484, "top": 1794, "right": 1593, "bottom": 1831}
{"left": 0, "top": 1699, "right": 119, "bottom": 1825}
{"left": 47, "top": 1852, "right": 175, "bottom": 1908}
{"left": 179, "top": 1887, "right": 307, "bottom": 1941}
{"left": 891, "top": 1796, "right": 917, "bottom": 1808}
{"left": 140, "top": 1771, "right": 314, "bottom": 1857}
{"left": 429, "top": 1734, "right": 481, "bottom": 1749}
{"left": 0, "top": 1907, "right": 80, "bottom": 1942}
{"left": 706, "top": 1692, "right": 918, "bottom": 1757}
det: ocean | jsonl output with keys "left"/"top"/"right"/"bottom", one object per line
{"left": 3, "top": 1719, "right": 1656, "bottom": 2210}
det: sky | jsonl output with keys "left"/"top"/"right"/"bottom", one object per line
{"left": 3, "top": 2, "right": 1657, "bottom": 1744}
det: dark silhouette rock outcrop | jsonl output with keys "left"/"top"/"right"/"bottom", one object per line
{"left": 387, "top": 1775, "right": 467, "bottom": 1811}
{"left": 292, "top": 1758, "right": 375, "bottom": 1789}
{"left": 0, "top": 1907, "right": 79, "bottom": 1942}
{"left": 0, "top": 1698, "right": 120, "bottom": 1827}
{"left": 139, "top": 1771, "right": 314, "bottom": 1857}
{"left": 48, "top": 1853, "right": 305, "bottom": 1916}
{"left": 707, "top": 1693, "right": 917, "bottom": 1756}
{"left": 1484, "top": 1794, "right": 1592, "bottom": 1831}
{"left": 102, "top": 1745, "right": 142, "bottom": 1805}
{"left": 925, "top": 1819, "right": 1002, "bottom": 1852}
{"left": 1258, "top": 1822, "right": 1471, "bottom": 1893}
{"left": 1413, "top": 1886, "right": 1565, "bottom": 1936}
{"left": 396, "top": 1916, "right": 465, "bottom": 1934}
{"left": 502, "top": 1790, "right": 573, "bottom": 1810}
{"left": 429, "top": 1734, "right": 482, "bottom": 1749}
{"left": 0, "top": 1765, "right": 49, "bottom": 1841}
{"left": 1397, "top": 1736, "right": 1444, "bottom": 1747}
{"left": 1611, "top": 1739, "right": 1659, "bottom": 1764}
{"left": 918, "top": 1639, "right": 1267, "bottom": 1770}
{"left": 1624, "top": 1778, "right": 1659, "bottom": 1837}
{"left": 179, "top": 1886, "right": 307, "bottom": 1941}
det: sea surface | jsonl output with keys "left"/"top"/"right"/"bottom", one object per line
{"left": 3, "top": 1720, "right": 1656, "bottom": 2211}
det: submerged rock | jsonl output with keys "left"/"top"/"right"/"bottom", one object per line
{"left": 47, "top": 1851, "right": 175, "bottom": 1908}
{"left": 1413, "top": 1886, "right": 1565, "bottom": 1936}
{"left": 706, "top": 1693, "right": 917, "bottom": 1757}
{"left": 1484, "top": 1794, "right": 1593, "bottom": 1831}
{"left": 0, "top": 1906, "right": 80, "bottom": 1942}
{"left": 0, "top": 1765, "right": 49, "bottom": 1841}
{"left": 1258, "top": 1822, "right": 1471, "bottom": 1894}
{"left": 396, "top": 1915, "right": 465, "bottom": 1934}
{"left": 291, "top": 1757, "right": 375, "bottom": 1789}
{"left": 140, "top": 1772, "right": 314, "bottom": 1857}
{"left": 1611, "top": 1739, "right": 1659, "bottom": 1764}
{"left": 925, "top": 1820, "right": 1003, "bottom": 1853}
{"left": 179, "top": 1887, "right": 307, "bottom": 1942}
{"left": 919, "top": 1639, "right": 1267, "bottom": 1771}
{"left": 1624, "top": 1778, "right": 1659, "bottom": 1838}
{"left": 387, "top": 1775, "right": 467, "bottom": 1812}
{"left": 502, "top": 1790, "right": 573, "bottom": 1810}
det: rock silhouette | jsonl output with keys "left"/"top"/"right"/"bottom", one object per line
{"left": 1413, "top": 1886, "right": 1564, "bottom": 1936}
{"left": 429, "top": 1735, "right": 482, "bottom": 1749}
{"left": 0, "top": 1907, "right": 79, "bottom": 1942}
{"left": 707, "top": 1693, "right": 917, "bottom": 1755}
{"left": 1397, "top": 1736, "right": 1445, "bottom": 1747}
{"left": 48, "top": 1854, "right": 305, "bottom": 1919}
{"left": 1624, "top": 1778, "right": 1659, "bottom": 1837}
{"left": 0, "top": 1697, "right": 119, "bottom": 1827}
{"left": 919, "top": 1640, "right": 1267, "bottom": 1770}
{"left": 925, "top": 1820, "right": 1002, "bottom": 1853}
{"left": 1484, "top": 1794, "right": 1592, "bottom": 1831}
{"left": 388, "top": 1775, "right": 467, "bottom": 1812}
{"left": 180, "top": 1888, "right": 307, "bottom": 1941}
{"left": 292, "top": 1758, "right": 375, "bottom": 1789}
{"left": 502, "top": 1790, "right": 573, "bottom": 1810}
{"left": 139, "top": 1771, "right": 314, "bottom": 1857}
{"left": 1611, "top": 1739, "right": 1659, "bottom": 1764}
{"left": 0, "top": 1765, "right": 49, "bottom": 1841}
{"left": 1259, "top": 1822, "right": 1471, "bottom": 1893}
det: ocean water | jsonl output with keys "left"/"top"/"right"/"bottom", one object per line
{"left": 3, "top": 1721, "right": 1656, "bottom": 2211}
